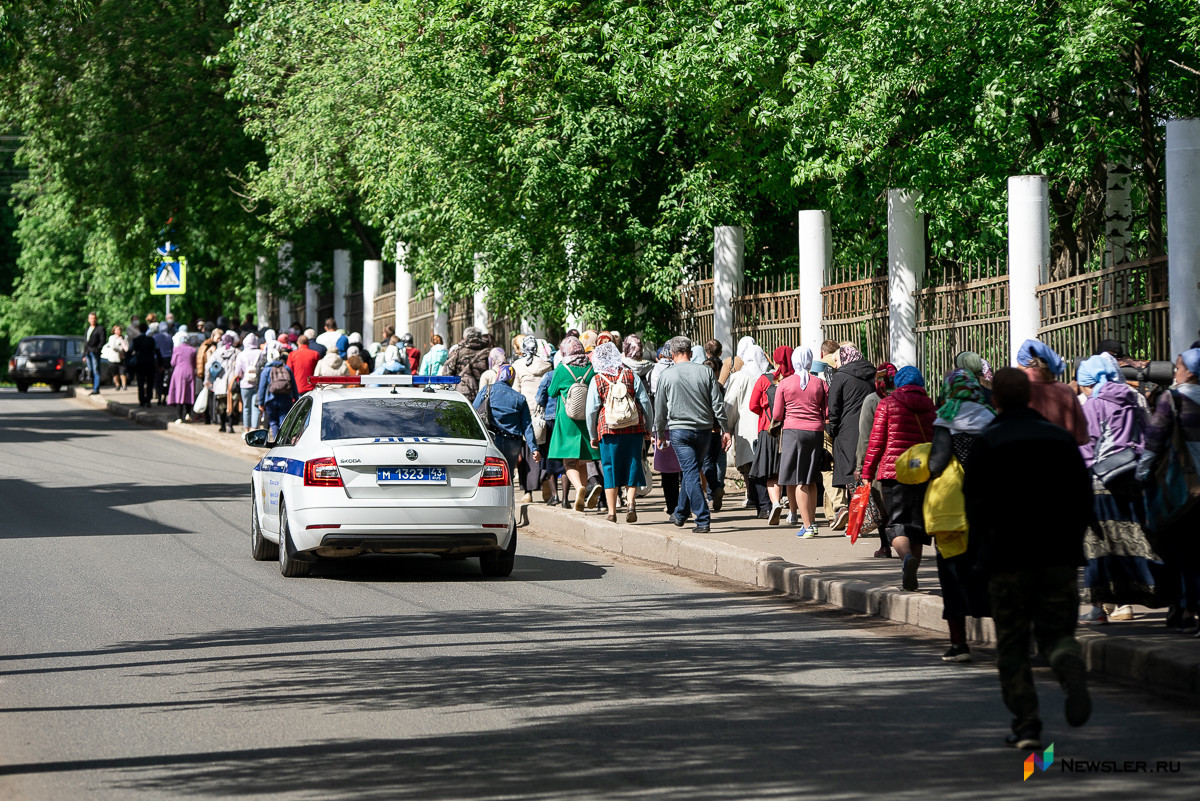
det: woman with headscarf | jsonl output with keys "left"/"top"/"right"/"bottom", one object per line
{"left": 233, "top": 332, "right": 264, "bottom": 433}
{"left": 1016, "top": 338, "right": 1088, "bottom": 444}
{"left": 621, "top": 335, "right": 654, "bottom": 382}
{"left": 826, "top": 343, "right": 876, "bottom": 530}
{"left": 585, "top": 342, "right": 653, "bottom": 523}
{"left": 1137, "top": 348, "right": 1200, "bottom": 631}
{"left": 773, "top": 347, "right": 828, "bottom": 535}
{"left": 861, "top": 366, "right": 937, "bottom": 590}
{"left": 857, "top": 362, "right": 897, "bottom": 556}
{"left": 749, "top": 345, "right": 793, "bottom": 525}
{"left": 954, "top": 351, "right": 995, "bottom": 394}
{"left": 166, "top": 333, "right": 198, "bottom": 423}
{"left": 478, "top": 346, "right": 509, "bottom": 393}
{"left": 725, "top": 342, "right": 773, "bottom": 517}
{"left": 154, "top": 321, "right": 174, "bottom": 405}
{"left": 546, "top": 336, "right": 601, "bottom": 511}
{"left": 418, "top": 334, "right": 448, "bottom": 376}
{"left": 473, "top": 364, "right": 537, "bottom": 478}
{"left": 928, "top": 369, "right": 995, "bottom": 662}
{"left": 1074, "top": 355, "right": 1157, "bottom": 624}
{"left": 204, "top": 332, "right": 241, "bottom": 432}
{"left": 513, "top": 336, "right": 555, "bottom": 503}
{"left": 535, "top": 341, "right": 566, "bottom": 506}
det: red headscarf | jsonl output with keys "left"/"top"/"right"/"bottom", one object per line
{"left": 875, "top": 362, "right": 898, "bottom": 397}
{"left": 773, "top": 346, "right": 794, "bottom": 380}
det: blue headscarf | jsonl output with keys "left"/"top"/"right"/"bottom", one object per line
{"left": 691, "top": 345, "right": 706, "bottom": 364}
{"left": 1017, "top": 338, "right": 1065, "bottom": 376}
{"left": 1182, "top": 349, "right": 1200, "bottom": 377}
{"left": 894, "top": 366, "right": 924, "bottom": 388}
{"left": 1076, "top": 355, "right": 1117, "bottom": 388}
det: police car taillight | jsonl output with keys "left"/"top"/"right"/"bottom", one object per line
{"left": 477, "top": 456, "right": 510, "bottom": 487}
{"left": 304, "top": 456, "right": 343, "bottom": 487}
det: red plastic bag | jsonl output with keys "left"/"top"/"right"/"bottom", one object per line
{"left": 846, "top": 484, "right": 873, "bottom": 544}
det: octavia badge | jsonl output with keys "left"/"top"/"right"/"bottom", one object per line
{"left": 406, "top": 449, "right": 418, "bottom": 461}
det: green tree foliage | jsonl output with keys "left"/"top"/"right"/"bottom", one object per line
{"left": 226, "top": 0, "right": 1198, "bottom": 336}
{"left": 0, "top": 0, "right": 277, "bottom": 346}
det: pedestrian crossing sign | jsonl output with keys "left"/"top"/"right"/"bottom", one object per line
{"left": 151, "top": 257, "right": 187, "bottom": 295}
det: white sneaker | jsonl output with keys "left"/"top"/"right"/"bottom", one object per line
{"left": 785, "top": 512, "right": 798, "bottom": 526}
{"left": 767, "top": 503, "right": 783, "bottom": 526}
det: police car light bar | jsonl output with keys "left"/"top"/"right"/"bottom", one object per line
{"left": 312, "top": 375, "right": 462, "bottom": 387}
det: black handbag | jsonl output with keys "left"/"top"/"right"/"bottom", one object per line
{"left": 1093, "top": 448, "right": 1138, "bottom": 488}
{"left": 476, "top": 384, "right": 496, "bottom": 432}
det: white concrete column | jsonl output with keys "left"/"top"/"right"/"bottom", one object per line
{"left": 473, "top": 253, "right": 489, "bottom": 331}
{"left": 1167, "top": 119, "right": 1200, "bottom": 359}
{"left": 304, "top": 268, "right": 319, "bottom": 331}
{"left": 797, "top": 210, "right": 832, "bottom": 351}
{"left": 1007, "top": 176, "right": 1051, "bottom": 365}
{"left": 363, "top": 258, "right": 382, "bottom": 344}
{"left": 887, "top": 190, "right": 925, "bottom": 369}
{"left": 332, "top": 249, "right": 350, "bottom": 329}
{"left": 255, "top": 257, "right": 269, "bottom": 329}
{"left": 394, "top": 241, "right": 413, "bottom": 339}
{"left": 278, "top": 298, "right": 292, "bottom": 331}
{"left": 713, "top": 226, "right": 744, "bottom": 356}
{"left": 433, "top": 284, "right": 449, "bottom": 341}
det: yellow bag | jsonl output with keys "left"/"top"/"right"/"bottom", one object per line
{"left": 924, "top": 455, "right": 969, "bottom": 558}
{"left": 895, "top": 443, "right": 931, "bottom": 484}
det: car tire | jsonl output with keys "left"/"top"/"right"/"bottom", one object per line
{"left": 480, "top": 526, "right": 517, "bottom": 578}
{"left": 49, "top": 383, "right": 62, "bottom": 393}
{"left": 15, "top": 382, "right": 29, "bottom": 393}
{"left": 277, "top": 500, "right": 311, "bottom": 578}
{"left": 251, "top": 493, "right": 278, "bottom": 561}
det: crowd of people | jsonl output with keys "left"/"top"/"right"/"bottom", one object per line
{"left": 86, "top": 310, "right": 1200, "bottom": 748}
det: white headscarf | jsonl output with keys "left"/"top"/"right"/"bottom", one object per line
{"left": 743, "top": 345, "right": 770, "bottom": 379}
{"left": 791, "top": 346, "right": 813, "bottom": 390}
{"left": 736, "top": 336, "right": 756, "bottom": 362}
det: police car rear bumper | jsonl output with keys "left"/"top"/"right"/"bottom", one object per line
{"left": 288, "top": 503, "right": 514, "bottom": 553}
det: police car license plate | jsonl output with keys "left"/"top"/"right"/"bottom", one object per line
{"left": 377, "top": 467, "right": 447, "bottom": 484}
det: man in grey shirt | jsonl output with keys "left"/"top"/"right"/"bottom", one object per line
{"left": 654, "top": 336, "right": 731, "bottom": 533}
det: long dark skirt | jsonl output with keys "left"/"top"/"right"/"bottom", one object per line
{"left": 1082, "top": 476, "right": 1161, "bottom": 606}
{"left": 518, "top": 441, "right": 544, "bottom": 492}
{"left": 748, "top": 429, "right": 780, "bottom": 480}
{"left": 937, "top": 550, "right": 991, "bottom": 620}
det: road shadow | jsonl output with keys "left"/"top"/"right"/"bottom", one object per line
{"left": 313, "top": 553, "right": 607, "bottom": 583}
{"left": 1, "top": 593, "right": 1197, "bottom": 798}
{"left": 0, "top": 478, "right": 245, "bottom": 539}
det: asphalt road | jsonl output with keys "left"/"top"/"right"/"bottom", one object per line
{"left": 1, "top": 387, "right": 1197, "bottom": 800}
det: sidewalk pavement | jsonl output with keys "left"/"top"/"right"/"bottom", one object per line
{"left": 68, "top": 385, "right": 1200, "bottom": 698}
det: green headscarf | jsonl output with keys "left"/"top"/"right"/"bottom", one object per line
{"left": 937, "top": 368, "right": 992, "bottom": 421}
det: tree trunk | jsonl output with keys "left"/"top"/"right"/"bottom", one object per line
{"left": 1134, "top": 35, "right": 1164, "bottom": 256}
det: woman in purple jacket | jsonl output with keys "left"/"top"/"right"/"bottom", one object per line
{"left": 1075, "top": 355, "right": 1156, "bottom": 625}
{"left": 166, "top": 334, "right": 198, "bottom": 423}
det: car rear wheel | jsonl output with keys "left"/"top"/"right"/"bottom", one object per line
{"left": 49, "top": 383, "right": 62, "bottom": 393}
{"left": 15, "top": 382, "right": 29, "bottom": 393}
{"left": 278, "top": 500, "right": 311, "bottom": 578}
{"left": 480, "top": 526, "right": 517, "bottom": 578}
{"left": 250, "top": 493, "right": 278, "bottom": 561}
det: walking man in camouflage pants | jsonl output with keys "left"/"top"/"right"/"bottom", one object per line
{"left": 963, "top": 368, "right": 1094, "bottom": 750}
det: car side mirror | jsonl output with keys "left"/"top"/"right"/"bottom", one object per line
{"left": 244, "top": 429, "right": 271, "bottom": 449}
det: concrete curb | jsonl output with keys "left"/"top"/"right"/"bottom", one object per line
{"left": 524, "top": 503, "right": 1198, "bottom": 698}
{"left": 65, "top": 386, "right": 260, "bottom": 461}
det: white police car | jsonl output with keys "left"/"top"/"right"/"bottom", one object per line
{"left": 244, "top": 375, "right": 516, "bottom": 578}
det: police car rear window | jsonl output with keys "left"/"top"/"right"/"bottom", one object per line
{"left": 17, "top": 339, "right": 64, "bottom": 357}
{"left": 320, "top": 397, "right": 487, "bottom": 442}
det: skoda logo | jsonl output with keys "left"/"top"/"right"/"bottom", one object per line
{"left": 406, "top": 449, "right": 418, "bottom": 461}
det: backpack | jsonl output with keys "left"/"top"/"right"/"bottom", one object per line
{"left": 600, "top": 371, "right": 640, "bottom": 430}
{"left": 562, "top": 365, "right": 589, "bottom": 421}
{"left": 247, "top": 350, "right": 267, "bottom": 385}
{"left": 267, "top": 364, "right": 292, "bottom": 395}
{"left": 207, "top": 357, "right": 225, "bottom": 382}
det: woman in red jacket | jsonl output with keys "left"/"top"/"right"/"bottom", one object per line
{"left": 861, "top": 365, "right": 937, "bottom": 591}
{"left": 748, "top": 346, "right": 792, "bottom": 524}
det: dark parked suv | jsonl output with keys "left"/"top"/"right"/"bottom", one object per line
{"left": 7, "top": 335, "right": 87, "bottom": 392}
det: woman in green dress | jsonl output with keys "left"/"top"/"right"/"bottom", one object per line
{"left": 547, "top": 335, "right": 601, "bottom": 511}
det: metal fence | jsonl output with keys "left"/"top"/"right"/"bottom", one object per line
{"left": 344, "top": 290, "right": 363, "bottom": 339}
{"left": 408, "top": 294, "right": 436, "bottom": 346}
{"left": 373, "top": 288, "right": 396, "bottom": 343}
{"left": 672, "top": 278, "right": 715, "bottom": 347}
{"left": 821, "top": 269, "right": 890, "bottom": 367}
{"left": 915, "top": 259, "right": 1009, "bottom": 382}
{"left": 1037, "top": 255, "right": 1170, "bottom": 369}
{"left": 732, "top": 274, "right": 802, "bottom": 356}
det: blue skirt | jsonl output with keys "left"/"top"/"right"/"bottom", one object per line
{"left": 599, "top": 433, "right": 646, "bottom": 489}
